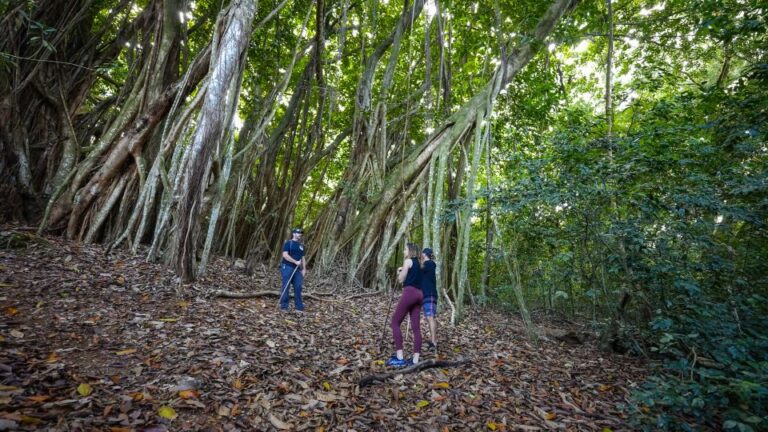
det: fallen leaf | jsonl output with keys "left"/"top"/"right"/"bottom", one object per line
{"left": 433, "top": 382, "right": 451, "bottom": 389}
{"left": 20, "top": 415, "right": 42, "bottom": 425}
{"left": 598, "top": 384, "right": 612, "bottom": 392}
{"left": 5, "top": 307, "right": 18, "bottom": 316}
{"left": 111, "top": 427, "right": 132, "bottom": 432}
{"left": 316, "top": 392, "right": 341, "bottom": 402}
{"left": 77, "top": 383, "right": 93, "bottom": 396}
{"left": 266, "top": 340, "right": 276, "bottom": 348}
{"left": 158, "top": 405, "right": 177, "bottom": 420}
{"left": 27, "top": 395, "right": 50, "bottom": 403}
{"left": 322, "top": 381, "right": 331, "bottom": 391}
{"left": 181, "top": 399, "right": 206, "bottom": 409}
{"left": 10, "top": 329, "right": 24, "bottom": 338}
{"left": 179, "top": 390, "right": 199, "bottom": 399}
{"left": 487, "top": 421, "right": 497, "bottom": 430}
{"left": 268, "top": 413, "right": 292, "bottom": 430}
{"left": 116, "top": 348, "right": 136, "bottom": 356}
{"left": 416, "top": 400, "right": 430, "bottom": 409}
{"left": 46, "top": 352, "right": 60, "bottom": 363}
{"left": 233, "top": 378, "right": 242, "bottom": 390}
{"left": 159, "top": 317, "right": 177, "bottom": 323}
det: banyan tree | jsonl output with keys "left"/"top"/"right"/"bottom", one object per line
{"left": 1, "top": 0, "right": 580, "bottom": 329}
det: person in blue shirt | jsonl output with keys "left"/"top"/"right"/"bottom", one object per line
{"left": 420, "top": 248, "right": 438, "bottom": 352}
{"left": 279, "top": 227, "right": 307, "bottom": 312}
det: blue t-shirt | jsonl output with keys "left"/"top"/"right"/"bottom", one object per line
{"left": 420, "top": 260, "right": 437, "bottom": 298}
{"left": 403, "top": 257, "right": 421, "bottom": 288}
{"left": 281, "top": 240, "right": 305, "bottom": 267}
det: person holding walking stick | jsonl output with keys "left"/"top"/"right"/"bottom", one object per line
{"left": 386, "top": 243, "right": 423, "bottom": 368}
{"left": 420, "top": 247, "right": 438, "bottom": 352}
{"left": 279, "top": 228, "right": 307, "bottom": 312}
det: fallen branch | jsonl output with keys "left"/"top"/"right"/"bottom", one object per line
{"left": 212, "top": 290, "right": 331, "bottom": 301}
{"left": 359, "top": 358, "right": 471, "bottom": 387}
{"left": 344, "top": 290, "right": 382, "bottom": 301}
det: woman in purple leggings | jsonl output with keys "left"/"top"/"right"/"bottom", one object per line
{"left": 386, "top": 243, "right": 423, "bottom": 368}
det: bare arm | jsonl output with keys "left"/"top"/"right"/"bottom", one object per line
{"left": 397, "top": 258, "right": 412, "bottom": 284}
{"left": 282, "top": 251, "right": 301, "bottom": 266}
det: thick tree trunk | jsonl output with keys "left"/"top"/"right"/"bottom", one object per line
{"left": 172, "top": 0, "right": 258, "bottom": 283}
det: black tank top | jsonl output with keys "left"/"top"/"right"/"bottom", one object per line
{"left": 403, "top": 257, "right": 421, "bottom": 288}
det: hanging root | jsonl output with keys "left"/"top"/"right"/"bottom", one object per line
{"left": 358, "top": 358, "right": 471, "bottom": 387}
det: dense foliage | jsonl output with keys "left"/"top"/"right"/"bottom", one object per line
{"left": 469, "top": 2, "right": 768, "bottom": 429}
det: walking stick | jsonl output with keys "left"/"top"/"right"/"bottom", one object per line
{"left": 277, "top": 264, "right": 300, "bottom": 308}
{"left": 379, "top": 278, "right": 397, "bottom": 354}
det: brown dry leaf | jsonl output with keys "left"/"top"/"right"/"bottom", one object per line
{"left": 27, "top": 395, "right": 50, "bottom": 403}
{"left": 232, "top": 378, "right": 243, "bottom": 390}
{"left": 316, "top": 392, "right": 341, "bottom": 402}
{"left": 268, "top": 413, "right": 292, "bottom": 430}
{"left": 115, "top": 348, "right": 136, "bottom": 356}
{"left": 5, "top": 307, "right": 18, "bottom": 316}
{"left": 20, "top": 415, "right": 42, "bottom": 425}
{"left": 45, "top": 352, "right": 59, "bottom": 363}
{"left": 433, "top": 382, "right": 451, "bottom": 389}
{"left": 217, "top": 405, "right": 231, "bottom": 417}
{"left": 598, "top": 384, "right": 612, "bottom": 392}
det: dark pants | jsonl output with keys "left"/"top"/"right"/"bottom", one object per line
{"left": 391, "top": 286, "right": 423, "bottom": 353}
{"left": 279, "top": 264, "right": 304, "bottom": 310}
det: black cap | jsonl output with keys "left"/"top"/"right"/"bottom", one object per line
{"left": 423, "top": 247, "right": 433, "bottom": 258}
{"left": 291, "top": 227, "right": 304, "bottom": 234}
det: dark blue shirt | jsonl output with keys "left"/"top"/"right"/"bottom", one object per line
{"left": 281, "top": 240, "right": 305, "bottom": 267}
{"left": 420, "top": 260, "right": 437, "bottom": 298}
{"left": 403, "top": 257, "right": 421, "bottom": 288}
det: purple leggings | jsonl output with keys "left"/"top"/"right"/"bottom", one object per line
{"left": 391, "top": 286, "right": 424, "bottom": 353}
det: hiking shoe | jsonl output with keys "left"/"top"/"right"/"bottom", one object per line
{"left": 385, "top": 355, "right": 407, "bottom": 368}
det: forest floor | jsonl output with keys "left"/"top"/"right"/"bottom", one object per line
{"left": 0, "top": 227, "right": 646, "bottom": 431}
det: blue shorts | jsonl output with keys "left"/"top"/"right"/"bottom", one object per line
{"left": 422, "top": 296, "right": 438, "bottom": 317}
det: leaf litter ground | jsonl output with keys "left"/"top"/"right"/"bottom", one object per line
{"left": 1, "top": 229, "right": 645, "bottom": 431}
